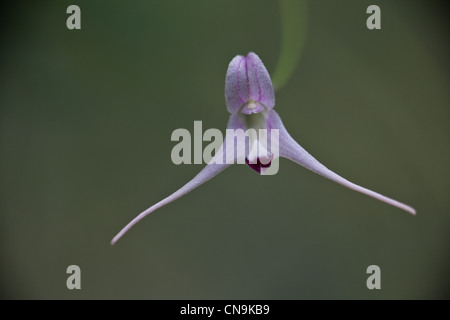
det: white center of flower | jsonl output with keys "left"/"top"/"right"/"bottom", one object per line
{"left": 239, "top": 110, "right": 274, "bottom": 166}
{"left": 247, "top": 101, "right": 257, "bottom": 110}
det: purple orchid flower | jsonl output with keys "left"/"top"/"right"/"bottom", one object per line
{"left": 111, "top": 52, "right": 415, "bottom": 245}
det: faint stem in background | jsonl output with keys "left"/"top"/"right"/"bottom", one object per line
{"left": 272, "top": 0, "right": 308, "bottom": 91}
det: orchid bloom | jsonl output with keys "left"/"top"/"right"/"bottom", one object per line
{"left": 111, "top": 52, "right": 415, "bottom": 245}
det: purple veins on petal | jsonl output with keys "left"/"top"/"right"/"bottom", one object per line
{"left": 225, "top": 56, "right": 248, "bottom": 114}
{"left": 225, "top": 52, "right": 275, "bottom": 115}
{"left": 246, "top": 53, "right": 275, "bottom": 109}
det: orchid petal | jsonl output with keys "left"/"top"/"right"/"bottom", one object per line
{"left": 246, "top": 53, "right": 275, "bottom": 110}
{"left": 225, "top": 52, "right": 275, "bottom": 114}
{"left": 111, "top": 116, "right": 242, "bottom": 245}
{"left": 225, "top": 55, "right": 248, "bottom": 114}
{"left": 268, "top": 110, "right": 416, "bottom": 215}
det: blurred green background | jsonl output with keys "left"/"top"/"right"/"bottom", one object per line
{"left": 1, "top": 0, "right": 449, "bottom": 299}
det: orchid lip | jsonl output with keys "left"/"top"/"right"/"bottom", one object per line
{"left": 245, "top": 157, "right": 272, "bottom": 173}
{"left": 245, "top": 137, "right": 274, "bottom": 174}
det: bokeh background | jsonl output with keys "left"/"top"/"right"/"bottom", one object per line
{"left": 1, "top": 0, "right": 449, "bottom": 299}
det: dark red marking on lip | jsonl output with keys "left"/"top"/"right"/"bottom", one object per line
{"left": 245, "top": 157, "right": 272, "bottom": 173}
